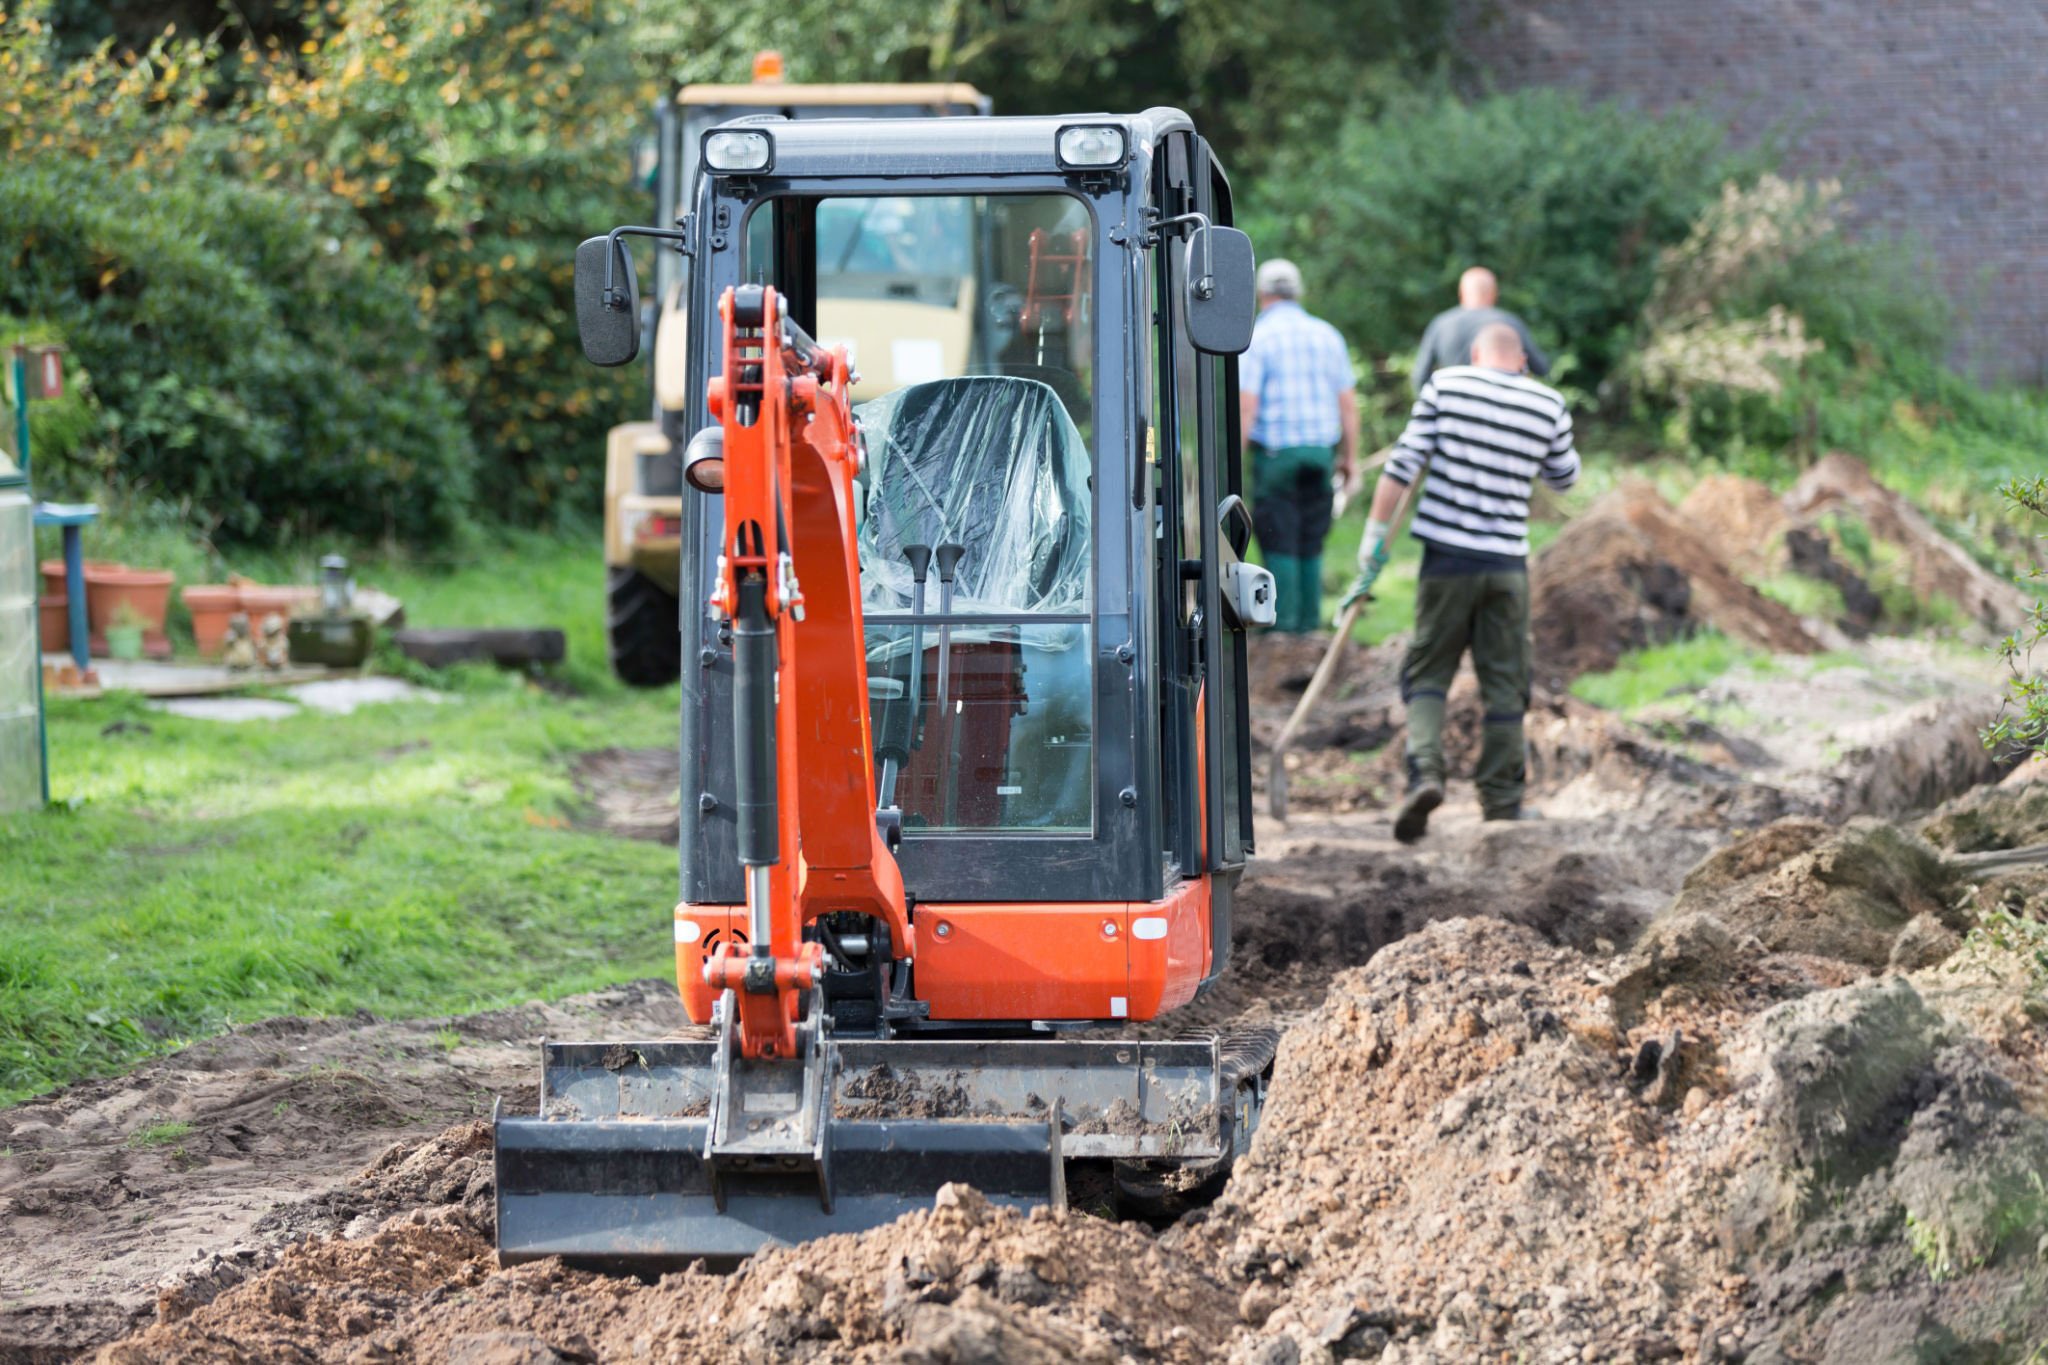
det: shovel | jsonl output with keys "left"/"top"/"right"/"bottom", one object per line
{"left": 1268, "top": 461, "right": 1412, "bottom": 823}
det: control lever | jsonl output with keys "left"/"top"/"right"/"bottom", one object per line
{"left": 933, "top": 544, "right": 967, "bottom": 827}
{"left": 877, "top": 544, "right": 934, "bottom": 811}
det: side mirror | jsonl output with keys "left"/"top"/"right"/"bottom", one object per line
{"left": 1184, "top": 225, "right": 1257, "bottom": 356}
{"left": 574, "top": 235, "right": 640, "bottom": 367}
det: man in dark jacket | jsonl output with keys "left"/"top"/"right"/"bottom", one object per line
{"left": 1413, "top": 266, "right": 1549, "bottom": 391}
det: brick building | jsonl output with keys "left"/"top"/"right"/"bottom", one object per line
{"left": 1458, "top": 0, "right": 2048, "bottom": 383}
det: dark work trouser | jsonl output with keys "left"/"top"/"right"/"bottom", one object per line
{"left": 1250, "top": 442, "right": 1335, "bottom": 633}
{"left": 1399, "top": 568, "right": 1531, "bottom": 815}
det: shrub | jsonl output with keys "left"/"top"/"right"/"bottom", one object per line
{"left": 1990, "top": 476, "right": 2048, "bottom": 758}
{"left": 0, "top": 154, "right": 472, "bottom": 543}
{"left": 1242, "top": 86, "right": 1766, "bottom": 386}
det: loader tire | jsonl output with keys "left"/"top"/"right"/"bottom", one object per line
{"left": 608, "top": 567, "right": 682, "bottom": 687}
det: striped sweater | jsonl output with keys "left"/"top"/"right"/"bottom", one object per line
{"left": 1385, "top": 365, "right": 1579, "bottom": 561}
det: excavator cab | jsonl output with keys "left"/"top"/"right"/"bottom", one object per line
{"left": 497, "top": 110, "right": 1276, "bottom": 1267}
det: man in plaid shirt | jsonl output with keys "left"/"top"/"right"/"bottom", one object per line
{"left": 1239, "top": 259, "right": 1359, "bottom": 633}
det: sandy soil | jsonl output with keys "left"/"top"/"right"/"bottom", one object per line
{"left": 0, "top": 985, "right": 687, "bottom": 1362}
{"left": 8, "top": 455, "right": 2045, "bottom": 1363}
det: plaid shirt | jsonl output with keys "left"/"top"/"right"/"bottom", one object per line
{"left": 1239, "top": 302, "right": 1353, "bottom": 448}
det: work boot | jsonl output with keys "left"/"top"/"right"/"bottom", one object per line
{"left": 1483, "top": 804, "right": 1542, "bottom": 823}
{"left": 1393, "top": 781, "right": 1444, "bottom": 844}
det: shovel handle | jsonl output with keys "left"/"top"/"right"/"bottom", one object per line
{"left": 1267, "top": 465, "right": 1416, "bottom": 823}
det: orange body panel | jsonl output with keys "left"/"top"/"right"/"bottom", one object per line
{"left": 675, "top": 905, "right": 745, "bottom": 1024}
{"left": 678, "top": 882, "right": 1213, "bottom": 1026}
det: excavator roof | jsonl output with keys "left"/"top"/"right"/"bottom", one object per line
{"left": 679, "top": 81, "right": 987, "bottom": 110}
{"left": 701, "top": 109, "right": 1197, "bottom": 180}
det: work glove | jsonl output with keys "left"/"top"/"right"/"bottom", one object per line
{"left": 1337, "top": 518, "right": 1393, "bottom": 615}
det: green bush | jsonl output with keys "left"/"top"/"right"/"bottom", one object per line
{"left": 1243, "top": 86, "right": 1766, "bottom": 387}
{"left": 0, "top": 155, "right": 473, "bottom": 543}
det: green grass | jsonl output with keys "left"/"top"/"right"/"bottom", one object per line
{"left": 2, "top": 536, "right": 682, "bottom": 1104}
{"left": 127, "top": 1119, "right": 194, "bottom": 1148}
{"left": 1569, "top": 631, "right": 1753, "bottom": 713}
{"left": 1756, "top": 572, "right": 1847, "bottom": 621}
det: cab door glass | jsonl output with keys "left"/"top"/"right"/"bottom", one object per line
{"left": 743, "top": 192, "right": 1097, "bottom": 835}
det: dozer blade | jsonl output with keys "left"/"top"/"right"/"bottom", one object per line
{"left": 493, "top": 1036, "right": 1231, "bottom": 1268}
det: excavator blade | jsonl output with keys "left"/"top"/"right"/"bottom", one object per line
{"left": 493, "top": 1036, "right": 1239, "bottom": 1268}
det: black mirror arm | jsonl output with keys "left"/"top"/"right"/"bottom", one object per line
{"left": 1150, "top": 210, "right": 1216, "bottom": 299}
{"left": 601, "top": 225, "right": 693, "bottom": 308}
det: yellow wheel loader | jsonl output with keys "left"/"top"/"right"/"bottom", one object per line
{"left": 604, "top": 56, "right": 989, "bottom": 685}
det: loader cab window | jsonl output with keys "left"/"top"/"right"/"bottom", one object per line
{"left": 742, "top": 191, "right": 1097, "bottom": 835}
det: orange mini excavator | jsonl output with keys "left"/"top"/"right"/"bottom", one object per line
{"left": 494, "top": 109, "right": 1280, "bottom": 1265}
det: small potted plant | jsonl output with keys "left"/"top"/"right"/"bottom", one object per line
{"left": 85, "top": 563, "right": 175, "bottom": 658}
{"left": 104, "top": 602, "right": 148, "bottom": 662}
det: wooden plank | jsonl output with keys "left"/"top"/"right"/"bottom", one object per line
{"left": 391, "top": 628, "right": 565, "bottom": 669}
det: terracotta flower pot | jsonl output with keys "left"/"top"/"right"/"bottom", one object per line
{"left": 85, "top": 566, "right": 175, "bottom": 660}
{"left": 41, "top": 558, "right": 126, "bottom": 602}
{"left": 39, "top": 595, "right": 71, "bottom": 653}
{"left": 182, "top": 585, "right": 241, "bottom": 659}
{"left": 235, "top": 583, "right": 317, "bottom": 622}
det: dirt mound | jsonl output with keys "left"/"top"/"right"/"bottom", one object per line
{"left": 1181, "top": 917, "right": 1742, "bottom": 1360}
{"left": 1921, "top": 777, "right": 2048, "bottom": 853}
{"left": 107, "top": 1187, "right": 1235, "bottom": 1365}
{"left": 1785, "top": 452, "right": 2031, "bottom": 634}
{"left": 1662, "top": 820, "right": 1966, "bottom": 969}
{"left": 1528, "top": 483, "right": 1818, "bottom": 690}
{"left": 1181, "top": 910, "right": 2048, "bottom": 1363}
{"left": 1711, "top": 974, "right": 2048, "bottom": 1357}
{"left": 1675, "top": 473, "right": 1789, "bottom": 578}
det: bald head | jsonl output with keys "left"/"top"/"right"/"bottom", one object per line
{"left": 1470, "top": 321, "right": 1525, "bottom": 372}
{"left": 1458, "top": 266, "right": 1498, "bottom": 308}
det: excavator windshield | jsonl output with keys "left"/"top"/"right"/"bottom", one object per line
{"left": 745, "top": 190, "right": 1098, "bottom": 834}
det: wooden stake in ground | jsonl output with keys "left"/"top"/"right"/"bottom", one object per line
{"left": 1268, "top": 453, "right": 1409, "bottom": 824}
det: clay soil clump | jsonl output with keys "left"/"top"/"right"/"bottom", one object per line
{"left": 1528, "top": 482, "right": 1818, "bottom": 691}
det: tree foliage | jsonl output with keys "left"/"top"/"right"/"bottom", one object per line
{"left": 4, "top": 0, "right": 1448, "bottom": 540}
{"left": 1245, "top": 86, "right": 1767, "bottom": 388}
{"left": 0, "top": 10, "right": 472, "bottom": 542}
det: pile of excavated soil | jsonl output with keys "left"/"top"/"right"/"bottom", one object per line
{"left": 1674, "top": 474, "right": 1791, "bottom": 580}
{"left": 1784, "top": 452, "right": 2032, "bottom": 634}
{"left": 1180, "top": 917, "right": 1747, "bottom": 1362}
{"left": 1664, "top": 819, "right": 1967, "bottom": 970}
{"left": 1181, "top": 908, "right": 2048, "bottom": 1361}
{"left": 1528, "top": 482, "right": 1818, "bottom": 691}
{"left": 106, "top": 1185, "right": 1237, "bottom": 1365}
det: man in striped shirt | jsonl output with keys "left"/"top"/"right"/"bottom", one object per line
{"left": 1347, "top": 323, "right": 1579, "bottom": 840}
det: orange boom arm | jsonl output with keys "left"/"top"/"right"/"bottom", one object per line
{"left": 700, "top": 284, "right": 912, "bottom": 1060}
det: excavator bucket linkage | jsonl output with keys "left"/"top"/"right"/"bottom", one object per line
{"left": 493, "top": 1033, "right": 1256, "bottom": 1268}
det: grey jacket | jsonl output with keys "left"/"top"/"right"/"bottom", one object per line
{"left": 1413, "top": 306, "right": 1551, "bottom": 391}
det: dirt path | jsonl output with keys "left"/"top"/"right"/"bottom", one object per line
{"left": 0, "top": 984, "right": 687, "bottom": 1362}
{"left": 6, "top": 619, "right": 2039, "bottom": 1362}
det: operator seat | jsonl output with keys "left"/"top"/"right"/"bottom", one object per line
{"left": 856, "top": 374, "right": 1090, "bottom": 616}
{"left": 856, "top": 375, "right": 1093, "bottom": 831}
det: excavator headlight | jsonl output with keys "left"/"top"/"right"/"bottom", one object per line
{"left": 1056, "top": 124, "right": 1126, "bottom": 170}
{"left": 683, "top": 425, "right": 726, "bottom": 493}
{"left": 703, "top": 129, "right": 774, "bottom": 174}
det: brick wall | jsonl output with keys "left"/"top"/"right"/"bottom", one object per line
{"left": 1457, "top": 0, "right": 2048, "bottom": 383}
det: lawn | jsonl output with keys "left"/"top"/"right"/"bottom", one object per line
{"left": 2, "top": 536, "right": 682, "bottom": 1103}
